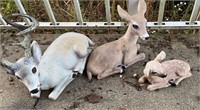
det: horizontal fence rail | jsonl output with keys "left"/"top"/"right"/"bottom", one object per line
{"left": 0, "top": 0, "right": 200, "bottom": 29}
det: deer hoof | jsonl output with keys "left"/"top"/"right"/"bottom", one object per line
{"left": 168, "top": 79, "right": 177, "bottom": 87}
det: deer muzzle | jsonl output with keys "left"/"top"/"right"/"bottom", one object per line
{"left": 30, "top": 88, "right": 39, "bottom": 94}
{"left": 30, "top": 85, "right": 40, "bottom": 94}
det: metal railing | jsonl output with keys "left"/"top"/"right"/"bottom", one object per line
{"left": 0, "top": 0, "right": 200, "bottom": 29}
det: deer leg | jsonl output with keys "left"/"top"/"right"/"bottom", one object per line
{"left": 74, "top": 44, "right": 92, "bottom": 58}
{"left": 73, "top": 55, "right": 89, "bottom": 74}
{"left": 138, "top": 75, "right": 147, "bottom": 83}
{"left": 169, "top": 72, "right": 192, "bottom": 86}
{"left": 97, "top": 66, "right": 123, "bottom": 79}
{"left": 48, "top": 72, "right": 74, "bottom": 100}
{"left": 74, "top": 47, "right": 92, "bottom": 74}
{"left": 87, "top": 71, "right": 93, "bottom": 81}
{"left": 147, "top": 83, "right": 170, "bottom": 91}
{"left": 125, "top": 53, "right": 145, "bottom": 67}
{"left": 174, "top": 72, "right": 192, "bottom": 85}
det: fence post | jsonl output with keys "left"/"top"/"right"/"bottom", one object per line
{"left": 189, "top": 0, "right": 200, "bottom": 25}
{"left": 0, "top": 13, "right": 7, "bottom": 25}
{"left": 158, "top": 0, "right": 166, "bottom": 25}
{"left": 14, "top": 0, "right": 31, "bottom": 25}
{"left": 128, "top": 0, "right": 138, "bottom": 15}
{"left": 73, "top": 0, "right": 83, "bottom": 25}
{"left": 42, "top": 0, "right": 57, "bottom": 25}
{"left": 105, "top": 0, "right": 111, "bottom": 25}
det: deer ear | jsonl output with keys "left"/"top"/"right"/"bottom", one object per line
{"left": 0, "top": 60, "right": 20, "bottom": 75}
{"left": 137, "top": 0, "right": 147, "bottom": 15}
{"left": 154, "top": 51, "right": 166, "bottom": 62}
{"left": 31, "top": 41, "right": 42, "bottom": 64}
{"left": 2, "top": 67, "right": 15, "bottom": 75}
{"left": 117, "top": 5, "right": 131, "bottom": 21}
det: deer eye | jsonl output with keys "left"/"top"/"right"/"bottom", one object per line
{"left": 32, "top": 67, "right": 37, "bottom": 74}
{"left": 132, "top": 24, "right": 139, "bottom": 29}
{"left": 152, "top": 72, "right": 157, "bottom": 74}
{"left": 16, "top": 76, "right": 21, "bottom": 80}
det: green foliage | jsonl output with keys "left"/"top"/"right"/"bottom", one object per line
{"left": 0, "top": 0, "right": 198, "bottom": 34}
{"left": 0, "top": 0, "right": 18, "bottom": 16}
{"left": 0, "top": 1, "right": 196, "bottom": 22}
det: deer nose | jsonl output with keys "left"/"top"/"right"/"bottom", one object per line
{"left": 144, "top": 37, "right": 149, "bottom": 40}
{"left": 30, "top": 88, "right": 39, "bottom": 94}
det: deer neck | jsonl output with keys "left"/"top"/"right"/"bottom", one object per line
{"left": 121, "top": 25, "right": 139, "bottom": 43}
{"left": 38, "top": 68, "right": 53, "bottom": 90}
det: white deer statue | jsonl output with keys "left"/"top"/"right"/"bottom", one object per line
{"left": 138, "top": 51, "right": 192, "bottom": 91}
{"left": 87, "top": 0, "right": 149, "bottom": 80}
{"left": 0, "top": 14, "right": 94, "bottom": 100}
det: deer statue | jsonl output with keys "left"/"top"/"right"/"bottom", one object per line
{"left": 86, "top": 0, "right": 149, "bottom": 80}
{"left": 138, "top": 51, "right": 192, "bottom": 91}
{"left": 0, "top": 14, "right": 94, "bottom": 100}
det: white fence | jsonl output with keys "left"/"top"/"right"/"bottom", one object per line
{"left": 0, "top": 0, "right": 200, "bottom": 29}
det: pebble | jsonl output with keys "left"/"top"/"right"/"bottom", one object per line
{"left": 8, "top": 76, "right": 14, "bottom": 82}
{"left": 119, "top": 75, "right": 123, "bottom": 78}
{"left": 133, "top": 74, "right": 137, "bottom": 77}
{"left": 0, "top": 89, "right": 3, "bottom": 93}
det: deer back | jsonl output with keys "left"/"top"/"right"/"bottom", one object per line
{"left": 37, "top": 32, "right": 94, "bottom": 89}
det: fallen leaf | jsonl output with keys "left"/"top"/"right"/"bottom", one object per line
{"left": 119, "top": 107, "right": 126, "bottom": 110}
{"left": 85, "top": 92, "right": 102, "bottom": 103}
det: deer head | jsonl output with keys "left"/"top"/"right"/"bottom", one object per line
{"left": 143, "top": 51, "right": 167, "bottom": 77}
{"left": 117, "top": 0, "right": 149, "bottom": 40}
{"left": 0, "top": 14, "right": 42, "bottom": 94}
